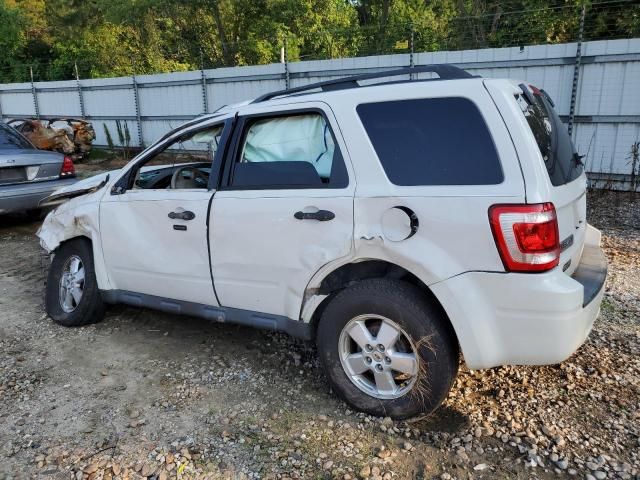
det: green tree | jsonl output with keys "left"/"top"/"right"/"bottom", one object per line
{"left": 0, "top": 0, "right": 635, "bottom": 83}
{"left": 0, "top": 1, "right": 27, "bottom": 82}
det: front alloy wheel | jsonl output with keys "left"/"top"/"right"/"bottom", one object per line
{"left": 59, "top": 255, "right": 85, "bottom": 312}
{"left": 46, "top": 238, "right": 105, "bottom": 327}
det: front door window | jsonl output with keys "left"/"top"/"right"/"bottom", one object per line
{"left": 131, "top": 125, "right": 223, "bottom": 190}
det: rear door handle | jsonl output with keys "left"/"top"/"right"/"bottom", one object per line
{"left": 168, "top": 210, "right": 195, "bottom": 221}
{"left": 294, "top": 210, "right": 335, "bottom": 221}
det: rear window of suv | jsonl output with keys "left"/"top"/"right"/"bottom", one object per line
{"left": 516, "top": 88, "right": 583, "bottom": 186}
{"left": 356, "top": 97, "right": 503, "bottom": 186}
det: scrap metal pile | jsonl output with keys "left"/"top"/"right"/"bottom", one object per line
{"left": 8, "top": 118, "right": 95, "bottom": 161}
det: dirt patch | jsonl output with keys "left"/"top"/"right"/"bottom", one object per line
{"left": 0, "top": 191, "right": 638, "bottom": 479}
{"left": 75, "top": 154, "right": 130, "bottom": 179}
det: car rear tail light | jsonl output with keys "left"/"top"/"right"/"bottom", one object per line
{"left": 60, "top": 156, "right": 75, "bottom": 177}
{"left": 489, "top": 203, "right": 560, "bottom": 272}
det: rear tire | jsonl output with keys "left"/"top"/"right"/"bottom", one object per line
{"left": 45, "top": 238, "right": 105, "bottom": 327}
{"left": 316, "top": 279, "right": 459, "bottom": 419}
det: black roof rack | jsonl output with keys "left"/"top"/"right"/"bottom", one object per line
{"left": 252, "top": 64, "right": 474, "bottom": 103}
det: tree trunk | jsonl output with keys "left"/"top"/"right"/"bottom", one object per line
{"left": 210, "top": 0, "right": 235, "bottom": 66}
{"left": 472, "top": 0, "right": 487, "bottom": 47}
{"left": 377, "top": 0, "right": 392, "bottom": 53}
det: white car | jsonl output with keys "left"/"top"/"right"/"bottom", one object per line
{"left": 38, "top": 65, "right": 607, "bottom": 419}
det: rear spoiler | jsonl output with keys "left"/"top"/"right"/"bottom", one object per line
{"left": 519, "top": 83, "right": 555, "bottom": 107}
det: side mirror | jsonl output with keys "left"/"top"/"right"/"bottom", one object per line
{"left": 111, "top": 171, "right": 131, "bottom": 195}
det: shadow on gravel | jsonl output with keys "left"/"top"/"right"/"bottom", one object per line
{"left": 96, "top": 303, "right": 323, "bottom": 387}
{"left": 409, "top": 405, "right": 469, "bottom": 433}
{"left": 0, "top": 212, "right": 42, "bottom": 232}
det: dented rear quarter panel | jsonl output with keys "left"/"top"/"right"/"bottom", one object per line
{"left": 315, "top": 80, "right": 526, "bottom": 285}
{"left": 300, "top": 79, "right": 530, "bottom": 357}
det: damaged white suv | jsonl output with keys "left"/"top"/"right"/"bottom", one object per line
{"left": 38, "top": 65, "right": 607, "bottom": 419}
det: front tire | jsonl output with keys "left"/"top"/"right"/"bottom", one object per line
{"left": 45, "top": 238, "right": 105, "bottom": 327}
{"left": 316, "top": 279, "right": 459, "bottom": 419}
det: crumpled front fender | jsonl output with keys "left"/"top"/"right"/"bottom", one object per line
{"left": 37, "top": 190, "right": 111, "bottom": 290}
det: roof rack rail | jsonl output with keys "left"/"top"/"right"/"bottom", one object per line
{"left": 252, "top": 64, "right": 474, "bottom": 103}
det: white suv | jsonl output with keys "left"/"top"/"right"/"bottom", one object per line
{"left": 38, "top": 65, "right": 607, "bottom": 419}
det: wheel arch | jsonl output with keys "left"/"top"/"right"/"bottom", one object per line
{"left": 53, "top": 234, "right": 93, "bottom": 253}
{"left": 302, "top": 259, "right": 459, "bottom": 347}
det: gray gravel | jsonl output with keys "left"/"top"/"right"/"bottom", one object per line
{"left": 0, "top": 190, "right": 638, "bottom": 480}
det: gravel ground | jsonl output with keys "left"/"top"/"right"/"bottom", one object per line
{"left": 0, "top": 190, "right": 638, "bottom": 480}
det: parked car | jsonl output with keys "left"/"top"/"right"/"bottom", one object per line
{"left": 0, "top": 121, "right": 77, "bottom": 216}
{"left": 37, "top": 65, "right": 607, "bottom": 419}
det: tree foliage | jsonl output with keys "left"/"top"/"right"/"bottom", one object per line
{"left": 0, "top": 1, "right": 27, "bottom": 82}
{"left": 0, "top": 0, "right": 637, "bottom": 82}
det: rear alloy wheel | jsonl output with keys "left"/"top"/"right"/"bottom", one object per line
{"left": 338, "top": 314, "right": 418, "bottom": 400}
{"left": 45, "top": 238, "right": 105, "bottom": 327}
{"left": 317, "top": 278, "right": 459, "bottom": 419}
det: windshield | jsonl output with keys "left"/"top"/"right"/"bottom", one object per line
{"left": 517, "top": 88, "right": 583, "bottom": 186}
{"left": 0, "top": 124, "right": 33, "bottom": 150}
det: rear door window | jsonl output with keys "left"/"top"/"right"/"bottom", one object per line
{"left": 516, "top": 88, "right": 583, "bottom": 186}
{"left": 356, "top": 97, "right": 503, "bottom": 186}
{"left": 229, "top": 112, "right": 348, "bottom": 189}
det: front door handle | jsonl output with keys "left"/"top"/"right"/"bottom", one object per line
{"left": 168, "top": 210, "right": 195, "bottom": 221}
{"left": 294, "top": 210, "right": 335, "bottom": 221}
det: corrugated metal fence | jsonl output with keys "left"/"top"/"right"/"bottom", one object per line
{"left": 0, "top": 38, "right": 638, "bottom": 188}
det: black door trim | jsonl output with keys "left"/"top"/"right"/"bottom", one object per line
{"left": 101, "top": 289, "right": 312, "bottom": 340}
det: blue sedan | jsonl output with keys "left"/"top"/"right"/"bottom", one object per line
{"left": 0, "top": 122, "right": 77, "bottom": 215}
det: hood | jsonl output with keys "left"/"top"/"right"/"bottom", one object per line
{"left": 39, "top": 169, "right": 119, "bottom": 207}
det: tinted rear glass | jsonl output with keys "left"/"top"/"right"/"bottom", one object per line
{"left": 357, "top": 97, "right": 503, "bottom": 186}
{"left": 517, "top": 91, "right": 583, "bottom": 186}
{"left": 0, "top": 124, "right": 32, "bottom": 150}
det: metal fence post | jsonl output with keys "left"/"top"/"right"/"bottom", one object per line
{"left": 568, "top": 5, "right": 586, "bottom": 137}
{"left": 283, "top": 37, "right": 290, "bottom": 90}
{"left": 75, "top": 62, "right": 86, "bottom": 119}
{"left": 0, "top": 90, "right": 4, "bottom": 123}
{"left": 201, "top": 68, "right": 209, "bottom": 115}
{"left": 30, "top": 66, "right": 40, "bottom": 119}
{"left": 132, "top": 75, "right": 144, "bottom": 147}
{"left": 199, "top": 50, "right": 209, "bottom": 115}
{"left": 409, "top": 24, "right": 415, "bottom": 80}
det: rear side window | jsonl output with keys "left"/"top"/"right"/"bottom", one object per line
{"left": 356, "top": 98, "right": 503, "bottom": 186}
{"left": 516, "top": 89, "right": 583, "bottom": 187}
{"left": 0, "top": 124, "right": 32, "bottom": 150}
